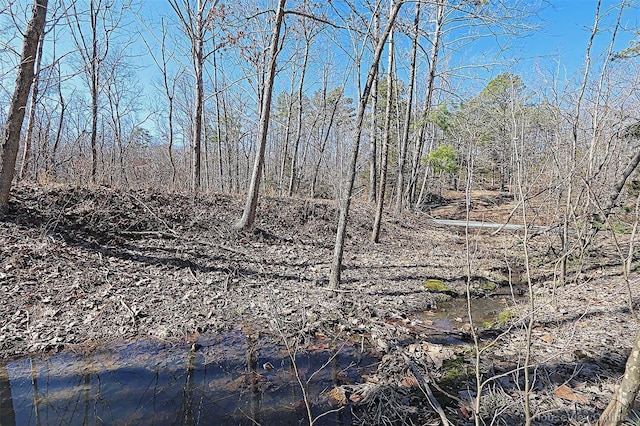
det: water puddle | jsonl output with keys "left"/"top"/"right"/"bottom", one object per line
{"left": 429, "top": 297, "right": 510, "bottom": 329}
{"left": 0, "top": 330, "right": 378, "bottom": 425}
{"left": 412, "top": 296, "right": 515, "bottom": 345}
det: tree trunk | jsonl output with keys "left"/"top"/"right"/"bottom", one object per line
{"left": 394, "top": 0, "right": 419, "bottom": 214}
{"left": 310, "top": 76, "right": 339, "bottom": 198}
{"left": 288, "top": 33, "right": 311, "bottom": 197}
{"left": 279, "top": 81, "right": 295, "bottom": 195}
{"left": 192, "top": 1, "right": 204, "bottom": 194}
{"left": 213, "top": 43, "right": 224, "bottom": 193}
{"left": 598, "top": 327, "right": 640, "bottom": 425}
{"left": 371, "top": 24, "right": 394, "bottom": 243}
{"left": 18, "top": 28, "right": 44, "bottom": 182}
{"left": 235, "top": 0, "right": 287, "bottom": 229}
{"left": 329, "top": 0, "right": 402, "bottom": 288}
{"left": 0, "top": 0, "right": 48, "bottom": 211}
{"left": 368, "top": 3, "right": 380, "bottom": 204}
{"left": 409, "top": 0, "right": 445, "bottom": 207}
{"left": 89, "top": 0, "right": 99, "bottom": 184}
{"left": 50, "top": 62, "right": 65, "bottom": 177}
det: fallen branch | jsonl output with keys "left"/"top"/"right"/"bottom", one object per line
{"left": 404, "top": 355, "right": 451, "bottom": 426}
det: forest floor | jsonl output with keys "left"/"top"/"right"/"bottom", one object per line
{"left": 1, "top": 183, "right": 639, "bottom": 425}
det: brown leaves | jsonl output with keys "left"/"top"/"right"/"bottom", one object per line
{"left": 400, "top": 376, "right": 419, "bottom": 388}
{"left": 554, "top": 384, "right": 588, "bottom": 404}
{"left": 540, "top": 333, "right": 554, "bottom": 344}
{"left": 327, "top": 386, "right": 347, "bottom": 406}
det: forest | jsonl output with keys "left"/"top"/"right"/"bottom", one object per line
{"left": 2, "top": 0, "right": 640, "bottom": 425}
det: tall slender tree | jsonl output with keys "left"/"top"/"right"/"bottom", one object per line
{"left": 410, "top": 0, "right": 445, "bottom": 207}
{"left": 288, "top": 8, "right": 317, "bottom": 197}
{"left": 330, "top": 0, "right": 403, "bottom": 288}
{"left": 0, "top": 0, "right": 48, "bottom": 211}
{"left": 368, "top": 1, "right": 381, "bottom": 203}
{"left": 394, "top": 0, "right": 420, "bottom": 214}
{"left": 169, "top": 0, "right": 219, "bottom": 194}
{"left": 17, "top": 21, "right": 45, "bottom": 181}
{"left": 141, "top": 17, "right": 182, "bottom": 187}
{"left": 371, "top": 18, "right": 394, "bottom": 243}
{"left": 68, "top": 0, "right": 132, "bottom": 185}
{"left": 235, "top": 0, "right": 287, "bottom": 229}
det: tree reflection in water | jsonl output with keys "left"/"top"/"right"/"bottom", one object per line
{"left": 0, "top": 332, "right": 376, "bottom": 425}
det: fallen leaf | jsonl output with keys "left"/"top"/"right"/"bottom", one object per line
{"left": 349, "top": 393, "right": 363, "bottom": 403}
{"left": 551, "top": 372, "right": 563, "bottom": 384}
{"left": 459, "top": 405, "right": 472, "bottom": 419}
{"left": 308, "top": 342, "right": 330, "bottom": 351}
{"left": 540, "top": 333, "right": 554, "bottom": 344}
{"left": 224, "top": 374, "right": 247, "bottom": 391}
{"left": 400, "top": 376, "right": 419, "bottom": 388}
{"left": 327, "top": 387, "right": 347, "bottom": 406}
{"left": 554, "top": 384, "right": 588, "bottom": 403}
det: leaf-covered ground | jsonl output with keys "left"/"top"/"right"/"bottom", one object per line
{"left": 1, "top": 184, "right": 638, "bottom": 424}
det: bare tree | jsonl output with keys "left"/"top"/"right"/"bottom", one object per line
{"left": 329, "top": 0, "right": 403, "bottom": 288}
{"left": 169, "top": 0, "right": 219, "bottom": 193}
{"left": 17, "top": 19, "right": 45, "bottom": 182}
{"left": 235, "top": 0, "right": 287, "bottom": 229}
{"left": 140, "top": 17, "right": 182, "bottom": 187}
{"left": 68, "top": 0, "right": 131, "bottom": 185}
{"left": 371, "top": 16, "right": 394, "bottom": 243}
{"left": 0, "top": 0, "right": 48, "bottom": 211}
{"left": 288, "top": 7, "right": 318, "bottom": 197}
{"left": 408, "top": 0, "right": 447, "bottom": 205}
{"left": 368, "top": 1, "right": 381, "bottom": 203}
{"left": 394, "top": 0, "right": 420, "bottom": 214}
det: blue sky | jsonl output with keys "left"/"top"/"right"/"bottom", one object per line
{"left": 1, "top": 0, "right": 639, "bottom": 136}
{"left": 514, "top": 0, "right": 639, "bottom": 77}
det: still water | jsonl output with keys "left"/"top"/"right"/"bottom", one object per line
{"left": 0, "top": 330, "right": 377, "bottom": 425}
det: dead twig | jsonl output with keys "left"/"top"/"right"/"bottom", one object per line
{"left": 404, "top": 355, "right": 451, "bottom": 426}
{"left": 127, "top": 192, "right": 179, "bottom": 237}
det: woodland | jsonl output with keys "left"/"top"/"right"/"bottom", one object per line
{"left": 3, "top": 0, "right": 640, "bottom": 425}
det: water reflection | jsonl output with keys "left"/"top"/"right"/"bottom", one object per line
{"left": 425, "top": 296, "right": 510, "bottom": 331}
{"left": 0, "top": 330, "right": 375, "bottom": 425}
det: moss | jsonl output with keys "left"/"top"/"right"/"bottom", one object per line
{"left": 424, "top": 279, "right": 456, "bottom": 296}
{"left": 480, "top": 281, "right": 497, "bottom": 292}
{"left": 468, "top": 276, "right": 499, "bottom": 297}
{"left": 496, "top": 308, "right": 518, "bottom": 326}
{"left": 439, "top": 358, "right": 471, "bottom": 393}
{"left": 611, "top": 221, "right": 632, "bottom": 234}
{"left": 482, "top": 308, "right": 519, "bottom": 328}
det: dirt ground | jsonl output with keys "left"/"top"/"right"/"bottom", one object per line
{"left": 1, "top": 184, "right": 639, "bottom": 424}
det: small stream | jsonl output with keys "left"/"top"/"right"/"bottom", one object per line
{"left": 0, "top": 330, "right": 377, "bottom": 425}
{"left": 0, "top": 297, "right": 516, "bottom": 425}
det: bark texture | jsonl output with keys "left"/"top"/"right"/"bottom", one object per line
{"left": 598, "top": 328, "right": 640, "bottom": 425}
{"left": 0, "top": 0, "right": 48, "bottom": 210}
{"left": 18, "top": 28, "right": 44, "bottom": 182}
